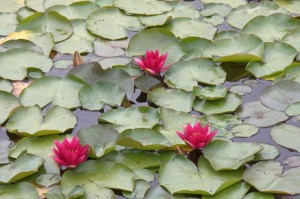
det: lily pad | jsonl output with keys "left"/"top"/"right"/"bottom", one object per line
{"left": 200, "top": 3, "right": 232, "bottom": 18}
{"left": 77, "top": 124, "right": 119, "bottom": 158}
{"left": 286, "top": 101, "right": 300, "bottom": 116}
{"left": 235, "top": 101, "right": 289, "bottom": 127}
{"left": 6, "top": 106, "right": 77, "bottom": 136}
{"left": 193, "top": 93, "right": 241, "bottom": 115}
{"left": 117, "top": 128, "right": 170, "bottom": 150}
{"left": 128, "top": 28, "right": 185, "bottom": 64}
{"left": 242, "top": 13, "right": 300, "bottom": 42}
{"left": 282, "top": 63, "right": 300, "bottom": 83}
{"left": 0, "top": 13, "right": 18, "bottom": 36}
{"left": 0, "top": 182, "right": 39, "bottom": 199}
{"left": 159, "top": 155, "right": 243, "bottom": 195}
{"left": 0, "top": 152, "right": 43, "bottom": 184}
{"left": 201, "top": 0, "right": 247, "bottom": 8}
{"left": 99, "top": 106, "right": 160, "bottom": 132}
{"left": 193, "top": 85, "right": 227, "bottom": 100}
{"left": 246, "top": 42, "right": 297, "bottom": 78}
{"left": 243, "top": 160, "right": 300, "bottom": 195}
{"left": 0, "top": 0, "right": 24, "bottom": 13}
{"left": 0, "top": 91, "right": 20, "bottom": 124}
{"left": 148, "top": 87, "right": 194, "bottom": 112}
{"left": 243, "top": 192, "right": 275, "bottom": 199}
{"left": 114, "top": 0, "right": 172, "bottom": 15}
{"left": 270, "top": 123, "right": 300, "bottom": 152}
{"left": 202, "top": 140, "right": 263, "bottom": 171}
{"left": 87, "top": 7, "right": 141, "bottom": 40}
{"left": 168, "top": 2, "right": 200, "bottom": 19}
{"left": 180, "top": 37, "right": 211, "bottom": 60}
{"left": 0, "top": 48, "right": 53, "bottom": 80}
{"left": 254, "top": 143, "right": 280, "bottom": 161}
{"left": 162, "top": 18, "right": 217, "bottom": 40}
{"left": 20, "top": 76, "right": 85, "bottom": 109}
{"left": 135, "top": 75, "right": 161, "bottom": 93}
{"left": 231, "top": 124, "right": 259, "bottom": 137}
{"left": 274, "top": 0, "right": 300, "bottom": 15}
{"left": 164, "top": 59, "right": 226, "bottom": 92}
{"left": 0, "top": 39, "right": 43, "bottom": 54}
{"left": 0, "top": 79, "right": 13, "bottom": 92}
{"left": 123, "top": 180, "right": 150, "bottom": 199}
{"left": 35, "top": 173, "right": 61, "bottom": 187}
{"left": 202, "top": 15, "right": 224, "bottom": 26}
{"left": 229, "top": 85, "right": 252, "bottom": 96}
{"left": 16, "top": 11, "right": 73, "bottom": 42}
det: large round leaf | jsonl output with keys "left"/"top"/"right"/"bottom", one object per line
{"left": 159, "top": 155, "right": 243, "bottom": 195}
{"left": 202, "top": 140, "right": 263, "bottom": 171}
{"left": 202, "top": 34, "right": 264, "bottom": 62}
{"left": 242, "top": 13, "right": 300, "bottom": 42}
{"left": 148, "top": 87, "right": 194, "bottom": 112}
{"left": 114, "top": 0, "right": 172, "bottom": 15}
{"left": 243, "top": 160, "right": 300, "bottom": 195}
{"left": 127, "top": 28, "right": 185, "bottom": 64}
{"left": 0, "top": 152, "right": 43, "bottom": 184}
{"left": 227, "top": 1, "right": 286, "bottom": 29}
{"left": 99, "top": 106, "right": 160, "bottom": 132}
{"left": 0, "top": 48, "right": 53, "bottom": 80}
{"left": 87, "top": 7, "right": 141, "bottom": 40}
{"left": 0, "top": 182, "right": 39, "bottom": 199}
{"left": 270, "top": 123, "right": 300, "bottom": 152}
{"left": 260, "top": 80, "right": 300, "bottom": 111}
{"left": 235, "top": 101, "right": 289, "bottom": 127}
{"left": 77, "top": 124, "right": 119, "bottom": 158}
{"left": 6, "top": 106, "right": 77, "bottom": 136}
{"left": 193, "top": 93, "right": 241, "bottom": 115}
{"left": 117, "top": 128, "right": 170, "bottom": 150}
{"left": 0, "top": 91, "right": 20, "bottom": 124}
{"left": 246, "top": 43, "right": 297, "bottom": 78}
{"left": 16, "top": 11, "right": 73, "bottom": 42}
{"left": 20, "top": 76, "right": 85, "bottom": 109}
{"left": 164, "top": 59, "right": 226, "bottom": 92}
{"left": 162, "top": 18, "right": 217, "bottom": 40}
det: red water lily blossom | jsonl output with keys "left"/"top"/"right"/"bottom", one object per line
{"left": 177, "top": 122, "right": 217, "bottom": 149}
{"left": 52, "top": 136, "right": 89, "bottom": 169}
{"left": 134, "top": 49, "right": 171, "bottom": 75}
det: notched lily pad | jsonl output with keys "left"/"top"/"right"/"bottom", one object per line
{"left": 193, "top": 85, "right": 227, "bottom": 100}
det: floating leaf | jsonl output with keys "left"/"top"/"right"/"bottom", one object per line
{"left": 77, "top": 124, "right": 119, "bottom": 158}
{"left": 200, "top": 3, "right": 232, "bottom": 17}
{"left": 0, "top": 182, "right": 39, "bottom": 199}
{"left": 270, "top": 123, "right": 300, "bottom": 152}
{"left": 194, "top": 93, "right": 241, "bottom": 115}
{"left": 20, "top": 76, "right": 85, "bottom": 109}
{"left": 243, "top": 160, "right": 300, "bottom": 195}
{"left": 0, "top": 39, "right": 43, "bottom": 54}
{"left": 274, "top": 0, "right": 300, "bottom": 15}
{"left": 235, "top": 101, "right": 289, "bottom": 127}
{"left": 94, "top": 40, "right": 125, "bottom": 57}
{"left": 243, "top": 192, "right": 275, "bottom": 199}
{"left": 201, "top": 0, "right": 247, "bottom": 8}
{"left": 231, "top": 124, "right": 259, "bottom": 137}
{"left": 0, "top": 79, "right": 13, "bottom": 92}
{"left": 67, "top": 185, "right": 85, "bottom": 199}
{"left": 135, "top": 75, "right": 161, "bottom": 93}
{"left": 229, "top": 85, "right": 252, "bottom": 96}
{"left": 6, "top": 106, "right": 76, "bottom": 136}
{"left": 0, "top": 13, "right": 18, "bottom": 36}
{"left": 181, "top": 37, "right": 211, "bottom": 60}
{"left": 168, "top": 2, "right": 200, "bottom": 19}
{"left": 285, "top": 101, "right": 300, "bottom": 116}
{"left": 203, "top": 15, "right": 224, "bottom": 26}
{"left": 0, "top": 0, "right": 24, "bottom": 13}
{"left": 254, "top": 143, "right": 280, "bottom": 161}
{"left": 0, "top": 91, "right": 20, "bottom": 124}
{"left": 202, "top": 140, "right": 263, "bottom": 171}
{"left": 0, "top": 152, "right": 43, "bottom": 184}
{"left": 123, "top": 180, "right": 150, "bottom": 199}
{"left": 193, "top": 85, "right": 227, "bottom": 100}
{"left": 159, "top": 155, "right": 243, "bottom": 195}
{"left": 35, "top": 173, "right": 61, "bottom": 188}
{"left": 16, "top": 11, "right": 73, "bottom": 42}
{"left": 87, "top": 7, "right": 141, "bottom": 40}
{"left": 148, "top": 87, "right": 194, "bottom": 112}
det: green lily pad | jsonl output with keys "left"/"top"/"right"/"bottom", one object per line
{"left": 99, "top": 106, "right": 160, "bottom": 132}
{"left": 231, "top": 124, "right": 259, "bottom": 137}
{"left": 227, "top": 1, "right": 286, "bottom": 29}
{"left": 164, "top": 59, "right": 226, "bottom": 92}
{"left": 193, "top": 85, "right": 227, "bottom": 100}
{"left": 0, "top": 13, "right": 18, "bottom": 36}
{"left": 0, "top": 0, "right": 24, "bottom": 13}
{"left": 148, "top": 87, "right": 194, "bottom": 112}
{"left": 274, "top": 0, "right": 300, "bottom": 15}
{"left": 201, "top": 114, "right": 242, "bottom": 130}
{"left": 243, "top": 192, "right": 275, "bottom": 199}
{"left": 235, "top": 101, "right": 289, "bottom": 127}
{"left": 168, "top": 2, "right": 200, "bottom": 19}
{"left": 214, "top": 30, "right": 240, "bottom": 40}
{"left": 94, "top": 40, "right": 125, "bottom": 57}
{"left": 54, "top": 60, "right": 72, "bottom": 69}
{"left": 123, "top": 180, "right": 150, "bottom": 199}
{"left": 200, "top": 3, "right": 232, "bottom": 18}
{"left": 128, "top": 28, "right": 185, "bottom": 64}
{"left": 159, "top": 155, "right": 243, "bottom": 195}
{"left": 0, "top": 39, "right": 43, "bottom": 54}
{"left": 6, "top": 106, "right": 77, "bottom": 136}
{"left": 117, "top": 128, "right": 170, "bottom": 150}
{"left": 194, "top": 93, "right": 241, "bottom": 115}
{"left": 35, "top": 173, "right": 61, "bottom": 187}
{"left": 202, "top": 182, "right": 251, "bottom": 199}
{"left": 20, "top": 76, "right": 85, "bottom": 109}
{"left": 162, "top": 18, "right": 217, "bottom": 40}
{"left": 17, "top": 7, "right": 36, "bottom": 20}
{"left": 180, "top": 37, "right": 211, "bottom": 60}
{"left": 144, "top": 185, "right": 197, "bottom": 199}
{"left": 246, "top": 42, "right": 297, "bottom": 78}
{"left": 87, "top": 7, "right": 141, "bottom": 40}
{"left": 270, "top": 123, "right": 300, "bottom": 152}
{"left": 229, "top": 85, "right": 252, "bottom": 96}
{"left": 16, "top": 11, "right": 73, "bottom": 42}
{"left": 282, "top": 63, "right": 300, "bottom": 83}
{"left": 43, "top": 0, "right": 93, "bottom": 8}
{"left": 286, "top": 101, "right": 300, "bottom": 116}
{"left": 79, "top": 81, "right": 125, "bottom": 110}
{"left": 139, "top": 14, "right": 169, "bottom": 27}
{"left": 114, "top": 0, "right": 172, "bottom": 15}
{"left": 260, "top": 80, "right": 300, "bottom": 111}
{"left": 77, "top": 124, "right": 119, "bottom": 158}
{"left": 202, "top": 140, "right": 263, "bottom": 171}
{"left": 201, "top": 0, "right": 247, "bottom": 8}
{"left": 242, "top": 13, "right": 300, "bottom": 42}
{"left": 0, "top": 79, "right": 13, "bottom": 92}
{"left": 0, "top": 91, "right": 20, "bottom": 124}
{"left": 0, "top": 48, "right": 53, "bottom": 80}
{"left": 0, "top": 152, "right": 43, "bottom": 184}
{"left": 254, "top": 143, "right": 279, "bottom": 161}
{"left": 135, "top": 75, "right": 161, "bottom": 93}
{"left": 67, "top": 185, "right": 85, "bottom": 199}
{"left": 202, "top": 15, "right": 224, "bottom": 26}
{"left": 202, "top": 34, "right": 264, "bottom": 62}
{"left": 25, "top": 0, "right": 44, "bottom": 12}
{"left": 0, "top": 182, "right": 39, "bottom": 199}
{"left": 243, "top": 160, "right": 300, "bottom": 195}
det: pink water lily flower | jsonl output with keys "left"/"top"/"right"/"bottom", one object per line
{"left": 134, "top": 49, "right": 171, "bottom": 75}
{"left": 52, "top": 136, "right": 89, "bottom": 169}
{"left": 177, "top": 122, "right": 217, "bottom": 149}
